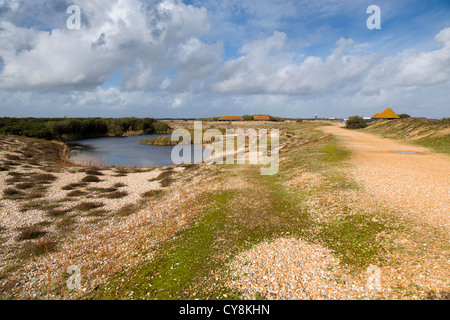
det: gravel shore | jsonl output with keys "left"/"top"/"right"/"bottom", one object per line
{"left": 1, "top": 125, "right": 449, "bottom": 300}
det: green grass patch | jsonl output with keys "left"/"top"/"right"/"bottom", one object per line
{"left": 318, "top": 213, "right": 393, "bottom": 269}
{"left": 91, "top": 165, "right": 311, "bottom": 300}
{"left": 415, "top": 135, "right": 450, "bottom": 154}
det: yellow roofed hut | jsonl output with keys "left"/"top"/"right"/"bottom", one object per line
{"left": 371, "top": 108, "right": 400, "bottom": 119}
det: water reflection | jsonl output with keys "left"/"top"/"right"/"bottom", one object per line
{"left": 68, "top": 134, "right": 209, "bottom": 167}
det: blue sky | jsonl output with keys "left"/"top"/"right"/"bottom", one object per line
{"left": 0, "top": 0, "right": 449, "bottom": 118}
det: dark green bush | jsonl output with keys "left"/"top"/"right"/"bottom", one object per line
{"left": 346, "top": 116, "right": 368, "bottom": 129}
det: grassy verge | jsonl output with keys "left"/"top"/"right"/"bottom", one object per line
{"left": 363, "top": 118, "right": 450, "bottom": 154}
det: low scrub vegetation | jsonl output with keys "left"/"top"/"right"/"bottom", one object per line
{"left": 0, "top": 117, "right": 172, "bottom": 141}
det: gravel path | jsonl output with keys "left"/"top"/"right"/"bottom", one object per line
{"left": 225, "top": 126, "right": 449, "bottom": 300}
{"left": 320, "top": 126, "right": 450, "bottom": 231}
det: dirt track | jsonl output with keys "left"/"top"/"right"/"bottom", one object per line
{"left": 320, "top": 126, "right": 450, "bottom": 231}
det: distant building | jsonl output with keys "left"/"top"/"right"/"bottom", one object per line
{"left": 371, "top": 108, "right": 400, "bottom": 119}
{"left": 253, "top": 115, "right": 270, "bottom": 121}
{"left": 218, "top": 116, "right": 244, "bottom": 121}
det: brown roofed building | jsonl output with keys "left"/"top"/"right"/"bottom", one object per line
{"left": 218, "top": 116, "right": 244, "bottom": 121}
{"left": 253, "top": 115, "right": 270, "bottom": 121}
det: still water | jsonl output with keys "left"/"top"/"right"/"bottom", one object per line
{"left": 67, "top": 134, "right": 208, "bottom": 167}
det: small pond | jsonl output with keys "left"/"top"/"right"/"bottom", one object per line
{"left": 67, "top": 134, "right": 208, "bottom": 167}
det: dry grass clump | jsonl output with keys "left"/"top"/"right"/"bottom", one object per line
{"left": 88, "top": 187, "right": 118, "bottom": 194}
{"left": 15, "top": 182, "right": 35, "bottom": 190}
{"left": 84, "top": 169, "right": 104, "bottom": 176}
{"left": 19, "top": 200, "right": 57, "bottom": 212}
{"left": 113, "top": 168, "right": 129, "bottom": 176}
{"left": 16, "top": 226, "right": 47, "bottom": 241}
{"left": 113, "top": 182, "right": 127, "bottom": 188}
{"left": 22, "top": 191, "right": 46, "bottom": 200}
{"left": 149, "top": 170, "right": 173, "bottom": 182}
{"left": 3, "top": 187, "right": 23, "bottom": 199}
{"left": 3, "top": 161, "right": 20, "bottom": 166}
{"left": 86, "top": 209, "right": 109, "bottom": 217}
{"left": 5, "top": 154, "right": 21, "bottom": 161}
{"left": 141, "top": 190, "right": 163, "bottom": 198}
{"left": 67, "top": 190, "right": 88, "bottom": 197}
{"left": 116, "top": 203, "right": 138, "bottom": 216}
{"left": 104, "top": 191, "right": 128, "bottom": 199}
{"left": 160, "top": 177, "right": 173, "bottom": 188}
{"left": 47, "top": 208, "right": 71, "bottom": 218}
{"left": 5, "top": 172, "right": 27, "bottom": 184}
{"left": 74, "top": 201, "right": 105, "bottom": 212}
{"left": 32, "top": 173, "right": 57, "bottom": 184}
{"left": 62, "top": 183, "right": 86, "bottom": 191}
{"left": 7, "top": 172, "right": 24, "bottom": 177}
{"left": 18, "top": 239, "right": 58, "bottom": 258}
{"left": 81, "top": 175, "right": 101, "bottom": 183}
{"left": 57, "top": 217, "right": 76, "bottom": 233}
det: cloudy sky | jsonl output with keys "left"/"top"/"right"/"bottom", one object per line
{"left": 0, "top": 0, "right": 449, "bottom": 119}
